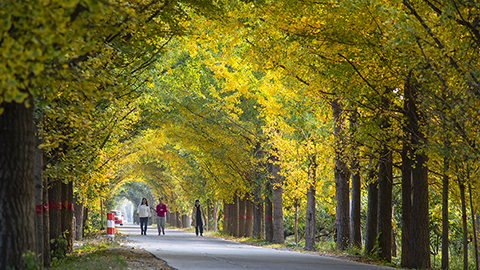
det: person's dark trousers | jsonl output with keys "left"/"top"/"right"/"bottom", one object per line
{"left": 140, "top": 217, "right": 148, "bottom": 235}
{"left": 195, "top": 223, "right": 204, "bottom": 236}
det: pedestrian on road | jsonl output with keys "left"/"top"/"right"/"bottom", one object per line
{"left": 156, "top": 197, "right": 168, "bottom": 235}
{"left": 137, "top": 198, "right": 151, "bottom": 235}
{"left": 191, "top": 199, "right": 206, "bottom": 237}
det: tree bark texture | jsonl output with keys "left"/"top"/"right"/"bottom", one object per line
{"left": 441, "top": 157, "right": 449, "bottom": 270}
{"left": 253, "top": 185, "right": 263, "bottom": 238}
{"left": 233, "top": 195, "right": 239, "bottom": 237}
{"left": 332, "top": 99, "right": 350, "bottom": 250}
{"left": 271, "top": 156, "right": 284, "bottom": 244}
{"left": 265, "top": 181, "right": 273, "bottom": 242}
{"left": 0, "top": 101, "right": 36, "bottom": 270}
{"left": 459, "top": 180, "right": 468, "bottom": 270}
{"left": 42, "top": 178, "right": 51, "bottom": 267}
{"left": 61, "top": 181, "right": 73, "bottom": 252}
{"left": 364, "top": 159, "right": 378, "bottom": 256}
{"left": 245, "top": 196, "right": 254, "bottom": 237}
{"left": 49, "top": 179, "right": 62, "bottom": 256}
{"left": 73, "top": 194, "right": 84, "bottom": 240}
{"left": 228, "top": 202, "right": 235, "bottom": 235}
{"left": 377, "top": 146, "right": 393, "bottom": 262}
{"left": 239, "top": 196, "right": 246, "bottom": 237}
{"left": 304, "top": 155, "right": 316, "bottom": 251}
{"left": 407, "top": 76, "right": 431, "bottom": 269}
{"left": 401, "top": 132, "right": 412, "bottom": 268}
{"left": 349, "top": 110, "right": 361, "bottom": 249}
{"left": 469, "top": 184, "right": 479, "bottom": 270}
{"left": 34, "top": 121, "right": 44, "bottom": 266}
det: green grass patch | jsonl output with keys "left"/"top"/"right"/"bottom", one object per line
{"left": 52, "top": 249, "right": 128, "bottom": 270}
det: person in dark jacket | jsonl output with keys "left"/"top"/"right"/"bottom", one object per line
{"left": 191, "top": 199, "right": 206, "bottom": 237}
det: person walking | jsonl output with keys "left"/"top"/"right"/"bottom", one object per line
{"left": 137, "top": 198, "right": 151, "bottom": 235}
{"left": 156, "top": 197, "right": 168, "bottom": 235}
{"left": 191, "top": 199, "right": 206, "bottom": 237}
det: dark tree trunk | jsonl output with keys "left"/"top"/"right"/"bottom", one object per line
{"left": 377, "top": 146, "right": 393, "bottom": 262}
{"left": 34, "top": 119, "right": 44, "bottom": 266}
{"left": 42, "top": 177, "right": 51, "bottom": 267}
{"left": 83, "top": 208, "right": 88, "bottom": 238}
{"left": 239, "top": 196, "right": 246, "bottom": 237}
{"left": 364, "top": 158, "right": 378, "bottom": 256}
{"left": 223, "top": 201, "right": 228, "bottom": 233}
{"left": 61, "top": 181, "right": 73, "bottom": 252}
{"left": 233, "top": 195, "right": 239, "bottom": 237}
{"left": 0, "top": 101, "right": 36, "bottom": 270}
{"left": 305, "top": 155, "right": 316, "bottom": 251}
{"left": 73, "top": 194, "right": 84, "bottom": 240}
{"left": 469, "top": 183, "right": 479, "bottom": 270}
{"left": 349, "top": 110, "right": 361, "bottom": 249}
{"left": 253, "top": 185, "right": 263, "bottom": 238}
{"left": 332, "top": 99, "right": 350, "bottom": 250}
{"left": 441, "top": 157, "right": 449, "bottom": 270}
{"left": 49, "top": 179, "right": 62, "bottom": 251}
{"left": 407, "top": 77, "right": 430, "bottom": 269}
{"left": 245, "top": 196, "right": 254, "bottom": 237}
{"left": 459, "top": 180, "right": 468, "bottom": 270}
{"left": 401, "top": 131, "right": 412, "bottom": 267}
{"left": 409, "top": 148, "right": 430, "bottom": 268}
{"left": 228, "top": 202, "right": 235, "bottom": 235}
{"left": 265, "top": 180, "right": 273, "bottom": 242}
{"left": 271, "top": 156, "right": 284, "bottom": 244}
{"left": 207, "top": 200, "right": 211, "bottom": 231}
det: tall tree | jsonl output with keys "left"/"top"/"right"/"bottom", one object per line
{"left": 0, "top": 101, "right": 35, "bottom": 270}
{"left": 304, "top": 155, "right": 317, "bottom": 251}
{"left": 332, "top": 98, "right": 351, "bottom": 250}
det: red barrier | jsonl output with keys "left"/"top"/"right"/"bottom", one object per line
{"left": 107, "top": 212, "right": 115, "bottom": 238}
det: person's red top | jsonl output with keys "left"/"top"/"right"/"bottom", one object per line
{"left": 156, "top": 203, "right": 168, "bottom": 217}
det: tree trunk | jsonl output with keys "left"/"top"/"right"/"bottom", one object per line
{"left": 253, "top": 185, "right": 263, "bottom": 238}
{"left": 332, "top": 99, "right": 350, "bottom": 250}
{"left": 49, "top": 178, "right": 62, "bottom": 256}
{"left": 207, "top": 200, "right": 211, "bottom": 231}
{"left": 271, "top": 156, "right": 284, "bottom": 244}
{"left": 401, "top": 132, "right": 412, "bottom": 267}
{"left": 223, "top": 202, "right": 229, "bottom": 233}
{"left": 441, "top": 157, "right": 449, "bottom": 270}
{"left": 228, "top": 202, "right": 235, "bottom": 235}
{"left": 377, "top": 146, "right": 393, "bottom": 262}
{"left": 43, "top": 177, "right": 51, "bottom": 267}
{"left": 469, "top": 183, "right": 479, "bottom": 270}
{"left": 294, "top": 204, "right": 298, "bottom": 244}
{"left": 265, "top": 180, "right": 274, "bottom": 242}
{"left": 239, "top": 196, "right": 246, "bottom": 237}
{"left": 73, "top": 194, "right": 84, "bottom": 240}
{"left": 61, "top": 181, "right": 73, "bottom": 252}
{"left": 245, "top": 196, "right": 254, "bottom": 237}
{"left": 83, "top": 208, "right": 89, "bottom": 238}
{"left": 364, "top": 158, "right": 378, "bottom": 256}
{"left": 233, "top": 195, "right": 239, "bottom": 237}
{"left": 0, "top": 101, "right": 36, "bottom": 270}
{"left": 459, "top": 180, "right": 468, "bottom": 270}
{"left": 407, "top": 75, "right": 431, "bottom": 269}
{"left": 350, "top": 110, "right": 361, "bottom": 249}
{"left": 305, "top": 155, "right": 316, "bottom": 251}
{"left": 34, "top": 120, "right": 44, "bottom": 266}
{"left": 214, "top": 201, "right": 219, "bottom": 232}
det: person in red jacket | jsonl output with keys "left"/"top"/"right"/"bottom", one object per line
{"left": 156, "top": 197, "right": 168, "bottom": 235}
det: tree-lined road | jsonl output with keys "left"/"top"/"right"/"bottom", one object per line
{"left": 117, "top": 225, "right": 396, "bottom": 270}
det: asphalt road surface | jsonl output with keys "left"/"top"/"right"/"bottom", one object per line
{"left": 117, "top": 224, "right": 397, "bottom": 270}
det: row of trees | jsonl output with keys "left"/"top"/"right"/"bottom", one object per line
{"left": 2, "top": 0, "right": 480, "bottom": 269}
{"left": 132, "top": 1, "right": 480, "bottom": 269}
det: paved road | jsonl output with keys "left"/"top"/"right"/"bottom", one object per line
{"left": 117, "top": 224, "right": 396, "bottom": 270}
